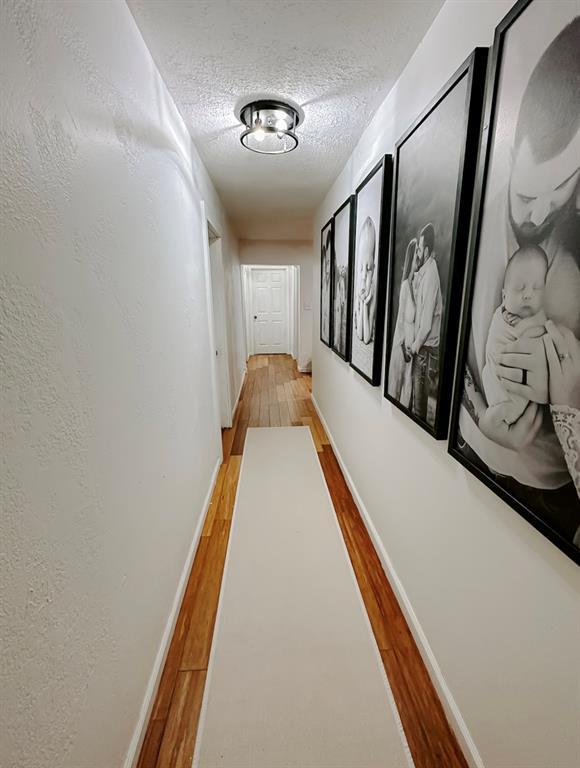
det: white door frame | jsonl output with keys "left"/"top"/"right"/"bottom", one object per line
{"left": 287, "top": 265, "right": 300, "bottom": 361}
{"left": 201, "top": 203, "right": 233, "bottom": 430}
{"left": 241, "top": 264, "right": 299, "bottom": 359}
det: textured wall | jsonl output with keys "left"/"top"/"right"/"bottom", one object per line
{"left": 0, "top": 1, "right": 238, "bottom": 766}
{"left": 313, "top": 1, "right": 580, "bottom": 767}
{"left": 220, "top": 230, "right": 247, "bottom": 411}
{"left": 239, "top": 239, "right": 314, "bottom": 370}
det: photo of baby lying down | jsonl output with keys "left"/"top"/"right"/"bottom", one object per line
{"left": 483, "top": 245, "right": 548, "bottom": 425}
{"left": 350, "top": 157, "right": 390, "bottom": 384}
{"left": 353, "top": 217, "right": 377, "bottom": 347}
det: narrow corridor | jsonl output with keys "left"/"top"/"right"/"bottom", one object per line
{"left": 3, "top": 3, "right": 578, "bottom": 766}
{"left": 137, "top": 355, "right": 467, "bottom": 768}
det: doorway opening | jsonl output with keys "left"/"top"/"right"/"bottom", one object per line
{"left": 204, "top": 217, "right": 233, "bottom": 430}
{"left": 241, "top": 265, "right": 299, "bottom": 361}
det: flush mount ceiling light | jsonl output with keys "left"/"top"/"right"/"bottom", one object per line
{"left": 239, "top": 100, "right": 301, "bottom": 155}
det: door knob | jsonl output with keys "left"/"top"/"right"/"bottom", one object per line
{"left": 253, "top": 315, "right": 257, "bottom": 320}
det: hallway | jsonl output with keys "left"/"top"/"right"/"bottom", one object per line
{"left": 3, "top": 2, "right": 579, "bottom": 767}
{"left": 137, "top": 356, "right": 466, "bottom": 768}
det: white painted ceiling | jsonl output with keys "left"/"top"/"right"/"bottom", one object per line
{"left": 128, "top": 0, "right": 444, "bottom": 240}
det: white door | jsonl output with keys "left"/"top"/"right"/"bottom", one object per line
{"left": 250, "top": 268, "right": 288, "bottom": 354}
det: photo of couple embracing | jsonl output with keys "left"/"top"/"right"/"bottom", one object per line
{"left": 387, "top": 223, "right": 441, "bottom": 426}
{"left": 385, "top": 58, "right": 473, "bottom": 435}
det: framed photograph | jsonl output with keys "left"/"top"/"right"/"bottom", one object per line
{"left": 331, "top": 196, "right": 356, "bottom": 360}
{"left": 349, "top": 156, "right": 393, "bottom": 385}
{"left": 320, "top": 218, "right": 334, "bottom": 348}
{"left": 384, "top": 48, "right": 488, "bottom": 438}
{"left": 449, "top": 0, "right": 580, "bottom": 564}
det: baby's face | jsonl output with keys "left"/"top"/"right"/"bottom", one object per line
{"left": 502, "top": 258, "right": 546, "bottom": 318}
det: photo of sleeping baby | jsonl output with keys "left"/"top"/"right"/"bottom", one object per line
{"left": 350, "top": 158, "right": 390, "bottom": 384}
{"left": 482, "top": 245, "right": 548, "bottom": 425}
{"left": 353, "top": 217, "right": 377, "bottom": 350}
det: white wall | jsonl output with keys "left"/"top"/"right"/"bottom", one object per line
{"left": 221, "top": 231, "right": 247, "bottom": 411}
{"left": 191, "top": 148, "right": 247, "bottom": 417}
{"left": 239, "top": 239, "right": 314, "bottom": 370}
{"left": 0, "top": 1, "right": 243, "bottom": 767}
{"left": 313, "top": 2, "right": 580, "bottom": 767}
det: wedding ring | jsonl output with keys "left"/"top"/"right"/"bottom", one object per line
{"left": 558, "top": 352, "right": 571, "bottom": 361}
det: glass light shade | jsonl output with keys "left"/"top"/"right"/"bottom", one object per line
{"left": 240, "top": 101, "right": 300, "bottom": 155}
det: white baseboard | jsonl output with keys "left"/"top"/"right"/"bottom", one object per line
{"left": 311, "top": 394, "right": 484, "bottom": 768}
{"left": 124, "top": 456, "right": 222, "bottom": 768}
{"left": 298, "top": 363, "right": 312, "bottom": 373}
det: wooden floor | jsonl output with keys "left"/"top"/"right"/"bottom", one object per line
{"left": 137, "top": 354, "right": 468, "bottom": 768}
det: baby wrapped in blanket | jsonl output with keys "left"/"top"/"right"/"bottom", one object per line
{"left": 482, "top": 244, "right": 548, "bottom": 425}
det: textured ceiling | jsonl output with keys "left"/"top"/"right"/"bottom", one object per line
{"left": 128, "top": 0, "right": 444, "bottom": 239}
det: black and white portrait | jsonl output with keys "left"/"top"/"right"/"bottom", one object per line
{"left": 387, "top": 222, "right": 442, "bottom": 426}
{"left": 350, "top": 157, "right": 392, "bottom": 384}
{"left": 385, "top": 50, "right": 487, "bottom": 437}
{"left": 449, "top": 1, "right": 580, "bottom": 563}
{"left": 320, "top": 219, "right": 333, "bottom": 347}
{"left": 331, "top": 197, "right": 354, "bottom": 360}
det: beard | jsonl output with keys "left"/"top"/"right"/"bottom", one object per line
{"left": 508, "top": 193, "right": 574, "bottom": 247}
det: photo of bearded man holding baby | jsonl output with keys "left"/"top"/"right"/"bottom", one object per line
{"left": 450, "top": 2, "right": 580, "bottom": 561}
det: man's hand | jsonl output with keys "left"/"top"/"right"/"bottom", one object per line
{"left": 496, "top": 335, "right": 549, "bottom": 404}
{"left": 479, "top": 401, "right": 543, "bottom": 450}
{"left": 543, "top": 320, "right": 580, "bottom": 408}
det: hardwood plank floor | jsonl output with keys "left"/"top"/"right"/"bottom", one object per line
{"left": 137, "top": 354, "right": 467, "bottom": 768}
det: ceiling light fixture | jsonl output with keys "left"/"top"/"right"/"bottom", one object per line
{"left": 239, "top": 100, "right": 300, "bottom": 155}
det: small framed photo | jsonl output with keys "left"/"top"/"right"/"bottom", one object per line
{"left": 349, "top": 155, "right": 393, "bottom": 385}
{"left": 320, "top": 218, "right": 334, "bottom": 348}
{"left": 384, "top": 48, "right": 488, "bottom": 439}
{"left": 449, "top": 0, "right": 580, "bottom": 564}
{"left": 331, "top": 196, "right": 356, "bottom": 361}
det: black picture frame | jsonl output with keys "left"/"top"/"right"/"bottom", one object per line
{"left": 383, "top": 47, "right": 488, "bottom": 439}
{"left": 448, "top": 0, "right": 580, "bottom": 565}
{"left": 319, "top": 217, "right": 334, "bottom": 348}
{"left": 331, "top": 195, "right": 356, "bottom": 361}
{"left": 349, "top": 155, "right": 393, "bottom": 385}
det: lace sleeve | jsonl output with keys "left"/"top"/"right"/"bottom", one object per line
{"left": 550, "top": 405, "right": 580, "bottom": 498}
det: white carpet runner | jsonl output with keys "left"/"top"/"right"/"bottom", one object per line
{"left": 193, "top": 426, "right": 412, "bottom": 768}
